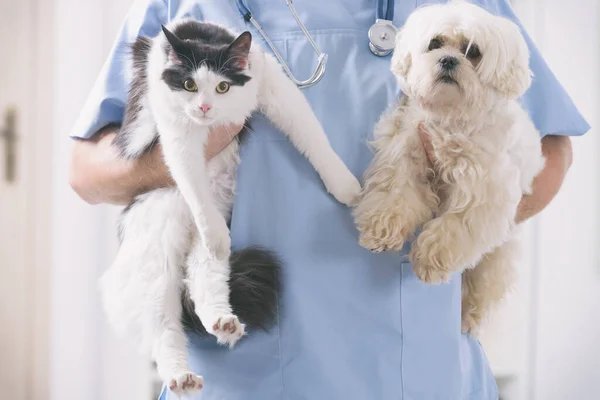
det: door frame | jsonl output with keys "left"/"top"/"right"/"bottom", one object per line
{"left": 28, "top": 0, "right": 54, "bottom": 397}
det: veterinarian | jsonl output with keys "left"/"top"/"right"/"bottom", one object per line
{"left": 69, "top": 0, "right": 588, "bottom": 399}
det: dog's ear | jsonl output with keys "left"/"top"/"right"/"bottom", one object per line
{"left": 390, "top": 28, "right": 412, "bottom": 83}
{"left": 481, "top": 18, "right": 532, "bottom": 99}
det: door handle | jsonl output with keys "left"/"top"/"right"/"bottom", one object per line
{"left": 0, "top": 107, "right": 17, "bottom": 183}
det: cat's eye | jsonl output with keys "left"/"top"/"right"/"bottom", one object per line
{"left": 183, "top": 79, "right": 197, "bottom": 92}
{"left": 216, "top": 81, "right": 230, "bottom": 94}
{"left": 428, "top": 37, "right": 444, "bottom": 51}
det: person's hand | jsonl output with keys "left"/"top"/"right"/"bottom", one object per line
{"left": 70, "top": 123, "right": 245, "bottom": 205}
{"left": 417, "top": 123, "right": 573, "bottom": 224}
{"left": 418, "top": 123, "right": 436, "bottom": 165}
{"left": 205, "top": 123, "right": 245, "bottom": 160}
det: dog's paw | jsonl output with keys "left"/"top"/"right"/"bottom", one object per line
{"left": 412, "top": 258, "right": 450, "bottom": 285}
{"left": 209, "top": 314, "right": 245, "bottom": 348}
{"left": 461, "top": 312, "right": 481, "bottom": 336}
{"left": 461, "top": 299, "right": 485, "bottom": 337}
{"left": 359, "top": 232, "right": 405, "bottom": 254}
{"left": 409, "top": 218, "right": 463, "bottom": 283}
{"left": 410, "top": 241, "right": 452, "bottom": 284}
{"left": 168, "top": 372, "right": 204, "bottom": 396}
{"left": 357, "top": 213, "right": 407, "bottom": 253}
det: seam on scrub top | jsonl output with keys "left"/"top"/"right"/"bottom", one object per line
{"left": 399, "top": 263, "right": 405, "bottom": 400}
{"left": 274, "top": 41, "right": 287, "bottom": 400}
{"left": 262, "top": 28, "right": 365, "bottom": 40}
{"left": 463, "top": 388, "right": 482, "bottom": 400}
{"left": 275, "top": 287, "right": 287, "bottom": 399}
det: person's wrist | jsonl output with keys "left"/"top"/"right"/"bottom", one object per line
{"left": 514, "top": 197, "right": 531, "bottom": 224}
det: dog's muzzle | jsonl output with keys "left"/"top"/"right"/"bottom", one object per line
{"left": 439, "top": 56, "right": 459, "bottom": 71}
{"left": 437, "top": 56, "right": 460, "bottom": 84}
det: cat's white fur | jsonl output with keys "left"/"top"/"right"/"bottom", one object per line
{"left": 353, "top": 1, "right": 546, "bottom": 334}
{"left": 100, "top": 19, "right": 361, "bottom": 395}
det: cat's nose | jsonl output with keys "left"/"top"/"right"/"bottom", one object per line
{"left": 199, "top": 104, "right": 212, "bottom": 113}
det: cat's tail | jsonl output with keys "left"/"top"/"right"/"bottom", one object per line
{"left": 181, "top": 246, "right": 282, "bottom": 336}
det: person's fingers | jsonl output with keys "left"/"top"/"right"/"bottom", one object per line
{"left": 205, "top": 123, "right": 244, "bottom": 159}
{"left": 418, "top": 122, "right": 435, "bottom": 165}
{"left": 211, "top": 122, "right": 244, "bottom": 140}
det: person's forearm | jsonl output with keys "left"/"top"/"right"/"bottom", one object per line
{"left": 69, "top": 123, "right": 244, "bottom": 205}
{"left": 515, "top": 135, "right": 573, "bottom": 223}
{"left": 69, "top": 127, "right": 173, "bottom": 205}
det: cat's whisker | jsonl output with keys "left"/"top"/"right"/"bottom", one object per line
{"left": 191, "top": 50, "right": 198, "bottom": 68}
{"left": 179, "top": 54, "right": 197, "bottom": 73}
{"left": 218, "top": 50, "right": 225, "bottom": 73}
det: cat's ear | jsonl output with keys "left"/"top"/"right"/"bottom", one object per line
{"left": 225, "top": 32, "right": 252, "bottom": 69}
{"left": 161, "top": 25, "right": 185, "bottom": 63}
{"left": 161, "top": 25, "right": 183, "bottom": 48}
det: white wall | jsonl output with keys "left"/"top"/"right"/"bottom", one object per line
{"left": 51, "top": 0, "right": 150, "bottom": 399}
{"left": 512, "top": 1, "right": 600, "bottom": 399}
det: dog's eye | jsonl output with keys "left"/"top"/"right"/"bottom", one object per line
{"left": 428, "top": 38, "right": 444, "bottom": 51}
{"left": 464, "top": 44, "right": 482, "bottom": 60}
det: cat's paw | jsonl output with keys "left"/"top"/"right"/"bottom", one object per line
{"left": 326, "top": 170, "right": 362, "bottom": 207}
{"left": 201, "top": 217, "right": 231, "bottom": 261}
{"left": 208, "top": 314, "right": 245, "bottom": 348}
{"left": 461, "top": 310, "right": 482, "bottom": 337}
{"left": 168, "top": 372, "right": 204, "bottom": 396}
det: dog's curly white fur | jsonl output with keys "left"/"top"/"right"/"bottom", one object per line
{"left": 354, "top": 0, "right": 546, "bottom": 334}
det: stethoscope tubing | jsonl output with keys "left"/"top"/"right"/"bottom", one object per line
{"left": 235, "top": 0, "right": 395, "bottom": 88}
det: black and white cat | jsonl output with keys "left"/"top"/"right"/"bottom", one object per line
{"left": 99, "top": 19, "right": 361, "bottom": 395}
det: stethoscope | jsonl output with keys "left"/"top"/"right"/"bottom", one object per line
{"left": 235, "top": 0, "right": 397, "bottom": 89}
{"left": 368, "top": 0, "right": 398, "bottom": 57}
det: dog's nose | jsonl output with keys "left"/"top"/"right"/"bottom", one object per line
{"left": 439, "top": 56, "right": 459, "bottom": 71}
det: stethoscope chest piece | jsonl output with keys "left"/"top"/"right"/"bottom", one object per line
{"left": 368, "top": 19, "right": 397, "bottom": 57}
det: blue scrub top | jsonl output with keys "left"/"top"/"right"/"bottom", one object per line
{"left": 71, "top": 1, "right": 590, "bottom": 399}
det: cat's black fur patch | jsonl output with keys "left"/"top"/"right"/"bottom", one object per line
{"left": 172, "top": 22, "right": 236, "bottom": 46}
{"left": 113, "top": 22, "right": 252, "bottom": 158}
{"left": 161, "top": 22, "right": 252, "bottom": 90}
{"left": 113, "top": 36, "right": 159, "bottom": 158}
{"left": 181, "top": 247, "right": 283, "bottom": 336}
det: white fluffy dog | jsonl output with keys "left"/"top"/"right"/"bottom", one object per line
{"left": 353, "top": 0, "right": 546, "bottom": 334}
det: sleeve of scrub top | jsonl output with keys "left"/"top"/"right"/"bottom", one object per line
{"left": 487, "top": 0, "right": 590, "bottom": 137}
{"left": 69, "top": 0, "right": 168, "bottom": 139}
